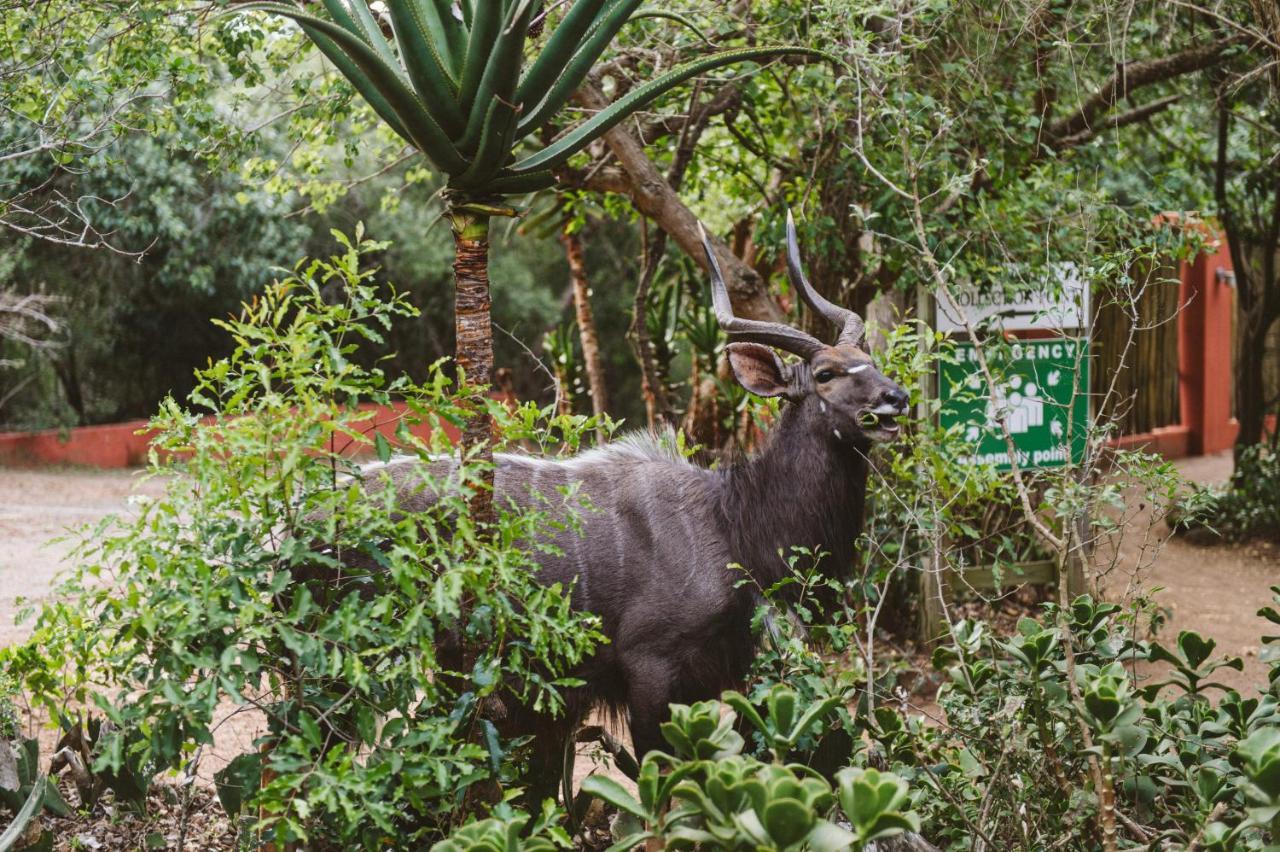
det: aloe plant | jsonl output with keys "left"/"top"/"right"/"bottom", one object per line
{"left": 235, "top": 0, "right": 823, "bottom": 512}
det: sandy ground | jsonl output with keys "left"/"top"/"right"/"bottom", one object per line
{"left": 2, "top": 453, "right": 1277, "bottom": 789}
{"left": 1099, "top": 451, "right": 1280, "bottom": 693}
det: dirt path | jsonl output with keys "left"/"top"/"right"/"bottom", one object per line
{"left": 0, "top": 468, "right": 169, "bottom": 647}
{"left": 1101, "top": 451, "right": 1280, "bottom": 693}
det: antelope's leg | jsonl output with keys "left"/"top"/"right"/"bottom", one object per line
{"left": 623, "top": 657, "right": 677, "bottom": 761}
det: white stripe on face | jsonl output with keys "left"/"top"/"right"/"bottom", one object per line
{"left": 846, "top": 364, "right": 869, "bottom": 375}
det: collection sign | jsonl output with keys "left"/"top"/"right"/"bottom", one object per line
{"left": 935, "top": 263, "right": 1090, "bottom": 333}
{"left": 938, "top": 338, "right": 1090, "bottom": 470}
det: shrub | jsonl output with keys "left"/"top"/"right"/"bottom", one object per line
{"left": 1173, "top": 442, "right": 1280, "bottom": 543}
{"left": 2, "top": 230, "right": 603, "bottom": 846}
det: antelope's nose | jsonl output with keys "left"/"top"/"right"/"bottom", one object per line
{"left": 881, "top": 387, "right": 909, "bottom": 411}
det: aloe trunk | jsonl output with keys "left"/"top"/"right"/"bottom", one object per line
{"left": 446, "top": 204, "right": 498, "bottom": 517}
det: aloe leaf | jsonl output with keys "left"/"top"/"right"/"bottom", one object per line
{"left": 456, "top": 0, "right": 503, "bottom": 113}
{"left": 396, "top": 0, "right": 464, "bottom": 75}
{"left": 513, "top": 45, "right": 830, "bottom": 173}
{"left": 453, "top": 99, "right": 519, "bottom": 188}
{"left": 455, "top": 0, "right": 537, "bottom": 153}
{"left": 580, "top": 774, "right": 649, "bottom": 820}
{"left": 0, "top": 775, "right": 46, "bottom": 852}
{"left": 631, "top": 9, "right": 714, "bottom": 45}
{"left": 384, "top": 0, "right": 465, "bottom": 134}
{"left": 235, "top": 3, "right": 467, "bottom": 174}
{"left": 515, "top": 0, "right": 609, "bottom": 109}
{"left": 304, "top": 26, "right": 414, "bottom": 143}
{"left": 485, "top": 169, "right": 557, "bottom": 195}
{"left": 517, "top": 0, "right": 644, "bottom": 136}
{"left": 432, "top": 0, "right": 468, "bottom": 68}
{"left": 329, "top": 0, "right": 400, "bottom": 69}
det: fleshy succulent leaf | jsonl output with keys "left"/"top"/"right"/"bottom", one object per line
{"left": 517, "top": 0, "right": 645, "bottom": 135}
{"left": 384, "top": 0, "right": 465, "bottom": 134}
{"left": 234, "top": 3, "right": 467, "bottom": 174}
{"left": 515, "top": 0, "right": 609, "bottom": 109}
{"left": 512, "top": 45, "right": 831, "bottom": 174}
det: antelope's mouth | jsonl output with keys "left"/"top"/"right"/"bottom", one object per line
{"left": 859, "top": 404, "right": 907, "bottom": 439}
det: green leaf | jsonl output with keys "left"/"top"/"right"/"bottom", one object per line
{"left": 485, "top": 169, "right": 557, "bottom": 195}
{"left": 324, "top": 0, "right": 399, "bottom": 69}
{"left": 581, "top": 774, "right": 650, "bottom": 820}
{"left": 808, "top": 819, "right": 859, "bottom": 851}
{"left": 233, "top": 3, "right": 467, "bottom": 174}
{"left": 375, "top": 431, "right": 392, "bottom": 462}
{"left": 515, "top": 0, "right": 609, "bottom": 108}
{"left": 455, "top": 0, "right": 538, "bottom": 155}
{"left": 452, "top": 98, "right": 519, "bottom": 188}
{"left": 516, "top": 0, "right": 645, "bottom": 135}
{"left": 1178, "top": 630, "right": 1216, "bottom": 669}
{"left": 762, "top": 797, "right": 814, "bottom": 847}
{"left": 0, "top": 775, "right": 46, "bottom": 852}
{"left": 511, "top": 46, "right": 832, "bottom": 174}
{"left": 456, "top": 0, "right": 504, "bottom": 113}
{"left": 213, "top": 752, "right": 262, "bottom": 817}
{"left": 383, "top": 0, "right": 466, "bottom": 134}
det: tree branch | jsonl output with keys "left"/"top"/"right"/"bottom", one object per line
{"left": 1047, "top": 37, "right": 1243, "bottom": 144}
{"left": 1054, "top": 94, "right": 1182, "bottom": 149}
{"left": 566, "top": 78, "right": 783, "bottom": 322}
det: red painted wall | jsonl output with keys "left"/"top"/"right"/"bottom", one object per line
{"left": 0, "top": 402, "right": 470, "bottom": 469}
{"left": 1178, "top": 235, "right": 1237, "bottom": 456}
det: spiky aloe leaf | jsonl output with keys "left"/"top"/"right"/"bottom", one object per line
{"left": 325, "top": 0, "right": 399, "bottom": 68}
{"left": 456, "top": 0, "right": 538, "bottom": 153}
{"left": 393, "top": 0, "right": 464, "bottom": 77}
{"left": 453, "top": 99, "right": 519, "bottom": 188}
{"left": 304, "top": 26, "right": 414, "bottom": 143}
{"left": 486, "top": 169, "right": 557, "bottom": 194}
{"left": 456, "top": 0, "right": 504, "bottom": 114}
{"left": 517, "top": 0, "right": 644, "bottom": 135}
{"left": 383, "top": 0, "right": 465, "bottom": 135}
{"left": 0, "top": 775, "right": 46, "bottom": 851}
{"left": 515, "top": 0, "right": 609, "bottom": 109}
{"left": 236, "top": 3, "right": 467, "bottom": 174}
{"left": 511, "top": 45, "right": 831, "bottom": 173}
{"left": 432, "top": 0, "right": 468, "bottom": 71}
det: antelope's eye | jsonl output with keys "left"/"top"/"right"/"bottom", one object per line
{"left": 815, "top": 369, "right": 836, "bottom": 383}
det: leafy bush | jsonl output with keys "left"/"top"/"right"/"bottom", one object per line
{"left": 1174, "top": 443, "right": 1280, "bottom": 543}
{"left": 3, "top": 230, "right": 603, "bottom": 846}
{"left": 580, "top": 688, "right": 921, "bottom": 852}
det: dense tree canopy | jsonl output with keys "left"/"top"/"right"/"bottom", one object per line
{"left": 0, "top": 0, "right": 1275, "bottom": 443}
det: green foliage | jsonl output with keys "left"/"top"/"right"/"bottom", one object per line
{"left": 904, "top": 594, "right": 1280, "bottom": 848}
{"left": 579, "top": 685, "right": 920, "bottom": 852}
{"left": 431, "top": 801, "right": 573, "bottom": 851}
{"left": 1174, "top": 444, "right": 1280, "bottom": 543}
{"left": 2, "top": 231, "right": 604, "bottom": 846}
{"left": 235, "top": 0, "right": 826, "bottom": 199}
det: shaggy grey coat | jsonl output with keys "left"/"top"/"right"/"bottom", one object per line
{"left": 370, "top": 391, "right": 869, "bottom": 761}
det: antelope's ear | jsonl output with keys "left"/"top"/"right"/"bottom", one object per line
{"left": 727, "top": 342, "right": 791, "bottom": 397}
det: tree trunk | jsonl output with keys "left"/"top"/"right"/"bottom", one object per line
{"left": 560, "top": 225, "right": 609, "bottom": 437}
{"left": 448, "top": 205, "right": 496, "bottom": 524}
{"left": 1235, "top": 310, "right": 1276, "bottom": 464}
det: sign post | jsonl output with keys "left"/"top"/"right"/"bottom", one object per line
{"left": 917, "top": 272, "right": 1092, "bottom": 643}
{"left": 938, "top": 338, "right": 1090, "bottom": 471}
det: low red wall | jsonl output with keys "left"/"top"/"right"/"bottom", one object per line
{"left": 0, "top": 419, "right": 156, "bottom": 468}
{"left": 0, "top": 402, "right": 469, "bottom": 469}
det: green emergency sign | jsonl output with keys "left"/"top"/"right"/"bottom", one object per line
{"left": 938, "top": 338, "right": 1090, "bottom": 470}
